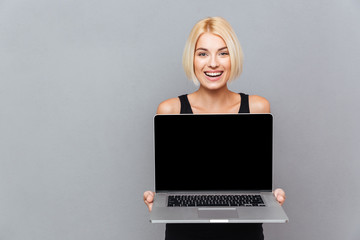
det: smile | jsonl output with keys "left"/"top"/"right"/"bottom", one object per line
{"left": 204, "top": 71, "right": 223, "bottom": 77}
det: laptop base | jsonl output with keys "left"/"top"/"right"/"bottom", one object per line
{"left": 150, "top": 192, "right": 289, "bottom": 224}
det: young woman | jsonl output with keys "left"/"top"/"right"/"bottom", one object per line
{"left": 144, "top": 16, "right": 286, "bottom": 240}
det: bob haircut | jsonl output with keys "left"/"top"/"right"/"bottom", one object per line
{"left": 182, "top": 17, "right": 244, "bottom": 86}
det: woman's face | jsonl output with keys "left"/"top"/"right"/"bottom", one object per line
{"left": 194, "top": 33, "right": 231, "bottom": 90}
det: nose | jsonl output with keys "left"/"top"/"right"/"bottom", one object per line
{"left": 208, "top": 55, "right": 219, "bottom": 68}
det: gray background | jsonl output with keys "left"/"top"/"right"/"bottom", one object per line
{"left": 1, "top": 0, "right": 359, "bottom": 239}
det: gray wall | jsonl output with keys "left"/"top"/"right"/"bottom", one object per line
{"left": 1, "top": 0, "right": 359, "bottom": 239}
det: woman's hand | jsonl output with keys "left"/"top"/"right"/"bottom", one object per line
{"left": 273, "top": 188, "right": 286, "bottom": 205}
{"left": 144, "top": 189, "right": 284, "bottom": 210}
{"left": 143, "top": 191, "right": 155, "bottom": 212}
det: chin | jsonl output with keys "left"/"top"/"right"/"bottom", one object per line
{"left": 200, "top": 79, "right": 228, "bottom": 90}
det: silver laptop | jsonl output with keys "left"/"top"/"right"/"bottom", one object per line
{"left": 150, "top": 114, "right": 288, "bottom": 223}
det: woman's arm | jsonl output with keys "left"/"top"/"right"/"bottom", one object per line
{"left": 249, "top": 95, "right": 286, "bottom": 205}
{"left": 144, "top": 99, "right": 181, "bottom": 212}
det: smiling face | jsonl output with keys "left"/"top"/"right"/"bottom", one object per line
{"left": 194, "top": 32, "right": 231, "bottom": 90}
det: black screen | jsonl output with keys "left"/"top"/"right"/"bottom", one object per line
{"left": 154, "top": 114, "right": 272, "bottom": 191}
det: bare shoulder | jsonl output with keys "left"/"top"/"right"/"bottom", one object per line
{"left": 157, "top": 97, "right": 181, "bottom": 114}
{"left": 249, "top": 95, "right": 271, "bottom": 113}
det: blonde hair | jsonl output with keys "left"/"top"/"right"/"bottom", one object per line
{"left": 182, "top": 17, "right": 244, "bottom": 85}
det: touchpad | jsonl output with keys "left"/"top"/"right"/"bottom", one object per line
{"left": 198, "top": 208, "right": 238, "bottom": 219}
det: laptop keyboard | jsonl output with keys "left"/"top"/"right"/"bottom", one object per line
{"left": 167, "top": 194, "right": 265, "bottom": 207}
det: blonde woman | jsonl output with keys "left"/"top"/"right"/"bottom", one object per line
{"left": 144, "top": 17, "right": 286, "bottom": 240}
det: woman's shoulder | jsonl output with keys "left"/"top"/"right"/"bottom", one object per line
{"left": 157, "top": 97, "right": 181, "bottom": 114}
{"left": 248, "top": 95, "right": 271, "bottom": 113}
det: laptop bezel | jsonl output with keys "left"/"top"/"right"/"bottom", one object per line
{"left": 153, "top": 113, "right": 274, "bottom": 193}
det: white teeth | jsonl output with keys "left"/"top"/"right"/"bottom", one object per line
{"left": 205, "top": 72, "right": 222, "bottom": 77}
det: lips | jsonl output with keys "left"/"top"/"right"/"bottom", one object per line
{"left": 204, "top": 71, "right": 223, "bottom": 77}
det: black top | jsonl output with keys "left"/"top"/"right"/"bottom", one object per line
{"left": 179, "top": 92, "right": 250, "bottom": 114}
{"left": 164, "top": 92, "right": 264, "bottom": 240}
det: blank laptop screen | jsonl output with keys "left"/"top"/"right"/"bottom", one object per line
{"left": 154, "top": 114, "right": 273, "bottom": 191}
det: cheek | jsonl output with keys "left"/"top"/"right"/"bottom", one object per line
{"left": 194, "top": 59, "right": 204, "bottom": 72}
{"left": 222, "top": 59, "right": 231, "bottom": 70}
{"left": 222, "top": 61, "right": 231, "bottom": 78}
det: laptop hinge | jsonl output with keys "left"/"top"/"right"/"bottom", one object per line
{"left": 156, "top": 190, "right": 273, "bottom": 194}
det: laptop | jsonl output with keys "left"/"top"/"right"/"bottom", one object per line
{"left": 150, "top": 114, "right": 289, "bottom": 223}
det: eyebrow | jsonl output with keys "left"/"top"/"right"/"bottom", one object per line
{"left": 195, "top": 47, "right": 228, "bottom": 51}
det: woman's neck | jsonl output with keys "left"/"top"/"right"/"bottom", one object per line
{"left": 189, "top": 85, "right": 238, "bottom": 113}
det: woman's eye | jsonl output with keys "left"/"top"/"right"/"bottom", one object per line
{"left": 219, "top": 52, "right": 229, "bottom": 56}
{"left": 198, "top": 52, "right": 207, "bottom": 56}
